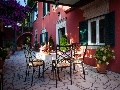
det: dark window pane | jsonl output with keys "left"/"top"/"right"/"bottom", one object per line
{"left": 99, "top": 19, "right": 105, "bottom": 43}
{"left": 79, "top": 20, "right": 88, "bottom": 46}
{"left": 91, "top": 21, "right": 96, "bottom": 43}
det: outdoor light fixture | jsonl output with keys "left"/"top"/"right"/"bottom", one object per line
{"left": 54, "top": 0, "right": 59, "bottom": 6}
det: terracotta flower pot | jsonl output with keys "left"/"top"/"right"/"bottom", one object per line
{"left": 96, "top": 62, "right": 107, "bottom": 74}
{"left": 6, "top": 53, "right": 10, "bottom": 59}
{"left": 17, "top": 47, "right": 21, "bottom": 51}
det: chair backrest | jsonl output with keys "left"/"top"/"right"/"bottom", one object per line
{"left": 72, "top": 43, "right": 87, "bottom": 60}
{"left": 55, "top": 44, "right": 73, "bottom": 65}
{"left": 23, "top": 46, "right": 31, "bottom": 64}
{"left": 56, "top": 44, "right": 73, "bottom": 59}
{"left": 80, "top": 43, "right": 87, "bottom": 62}
{"left": 82, "top": 45, "right": 87, "bottom": 61}
{"left": 72, "top": 43, "right": 81, "bottom": 58}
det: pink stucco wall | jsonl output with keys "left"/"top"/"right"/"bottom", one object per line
{"left": 106, "top": 0, "right": 120, "bottom": 73}
{"left": 32, "top": 3, "right": 84, "bottom": 45}
{"left": 32, "top": 1, "right": 120, "bottom": 73}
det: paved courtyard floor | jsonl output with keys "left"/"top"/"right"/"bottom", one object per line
{"left": 2, "top": 50, "right": 120, "bottom": 90}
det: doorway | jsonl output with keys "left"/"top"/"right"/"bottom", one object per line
{"left": 58, "top": 27, "right": 65, "bottom": 45}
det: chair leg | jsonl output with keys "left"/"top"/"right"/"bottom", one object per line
{"left": 52, "top": 61, "right": 55, "bottom": 80}
{"left": 52, "top": 68, "right": 55, "bottom": 80}
{"left": 55, "top": 68, "right": 57, "bottom": 88}
{"left": 81, "top": 63, "right": 85, "bottom": 80}
{"left": 38, "top": 66, "right": 40, "bottom": 78}
{"left": 31, "top": 68, "right": 35, "bottom": 86}
{"left": 57, "top": 68, "right": 60, "bottom": 81}
{"left": 24, "top": 68, "right": 28, "bottom": 82}
{"left": 73, "top": 63, "right": 75, "bottom": 74}
{"left": 43, "top": 62, "right": 45, "bottom": 81}
{"left": 70, "top": 66, "right": 72, "bottom": 85}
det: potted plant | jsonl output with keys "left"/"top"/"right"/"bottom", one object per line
{"left": 94, "top": 45, "right": 115, "bottom": 73}
{"left": 17, "top": 42, "right": 21, "bottom": 51}
{"left": 34, "top": 41, "right": 40, "bottom": 52}
{"left": 48, "top": 35, "right": 54, "bottom": 52}
{"left": 60, "top": 35, "right": 69, "bottom": 51}
{"left": 4, "top": 40, "right": 15, "bottom": 55}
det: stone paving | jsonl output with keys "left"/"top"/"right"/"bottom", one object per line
{"left": 2, "top": 50, "right": 120, "bottom": 90}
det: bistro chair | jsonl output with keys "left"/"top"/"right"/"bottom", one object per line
{"left": 52, "top": 44, "right": 73, "bottom": 88}
{"left": 23, "top": 45, "right": 45, "bottom": 86}
{"left": 72, "top": 43, "right": 87, "bottom": 80}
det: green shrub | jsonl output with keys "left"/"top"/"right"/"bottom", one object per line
{"left": 60, "top": 35, "right": 69, "bottom": 51}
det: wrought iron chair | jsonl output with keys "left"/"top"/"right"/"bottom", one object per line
{"left": 52, "top": 44, "right": 73, "bottom": 88}
{"left": 23, "top": 45, "right": 45, "bottom": 86}
{"left": 72, "top": 43, "right": 87, "bottom": 80}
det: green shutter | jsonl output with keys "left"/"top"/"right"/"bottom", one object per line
{"left": 47, "top": 3, "right": 50, "bottom": 12}
{"left": 45, "top": 32, "right": 48, "bottom": 44}
{"left": 43, "top": 3, "right": 46, "bottom": 16}
{"left": 79, "top": 20, "right": 88, "bottom": 46}
{"left": 40, "top": 34, "right": 42, "bottom": 44}
{"left": 105, "top": 11, "right": 115, "bottom": 46}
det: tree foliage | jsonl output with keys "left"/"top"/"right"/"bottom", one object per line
{"left": 27, "top": 0, "right": 36, "bottom": 8}
{"left": 0, "top": 0, "right": 31, "bottom": 30}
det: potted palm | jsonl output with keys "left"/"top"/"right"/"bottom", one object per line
{"left": 94, "top": 45, "right": 115, "bottom": 73}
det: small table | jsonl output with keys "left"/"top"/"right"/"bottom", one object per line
{"left": 36, "top": 52, "right": 56, "bottom": 72}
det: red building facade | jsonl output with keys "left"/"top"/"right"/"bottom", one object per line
{"left": 32, "top": 0, "right": 120, "bottom": 73}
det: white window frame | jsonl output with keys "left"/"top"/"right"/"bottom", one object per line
{"left": 33, "top": 2, "right": 38, "bottom": 21}
{"left": 88, "top": 16, "right": 105, "bottom": 45}
{"left": 41, "top": 28, "right": 46, "bottom": 43}
{"left": 55, "top": 17, "right": 67, "bottom": 45}
{"left": 35, "top": 29, "right": 38, "bottom": 41}
{"left": 45, "top": 3, "right": 48, "bottom": 15}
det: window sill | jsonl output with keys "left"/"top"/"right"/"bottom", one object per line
{"left": 88, "top": 43, "right": 105, "bottom": 46}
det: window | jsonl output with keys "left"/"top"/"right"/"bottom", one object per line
{"left": 34, "top": 4, "right": 38, "bottom": 21}
{"left": 40, "top": 28, "right": 48, "bottom": 44}
{"left": 30, "top": 3, "right": 38, "bottom": 23}
{"left": 88, "top": 16, "right": 105, "bottom": 45}
{"left": 79, "top": 11, "right": 115, "bottom": 46}
{"left": 42, "top": 29, "right": 46, "bottom": 43}
{"left": 43, "top": 3, "right": 50, "bottom": 17}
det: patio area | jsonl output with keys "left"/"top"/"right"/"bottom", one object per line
{"left": 2, "top": 50, "right": 120, "bottom": 90}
